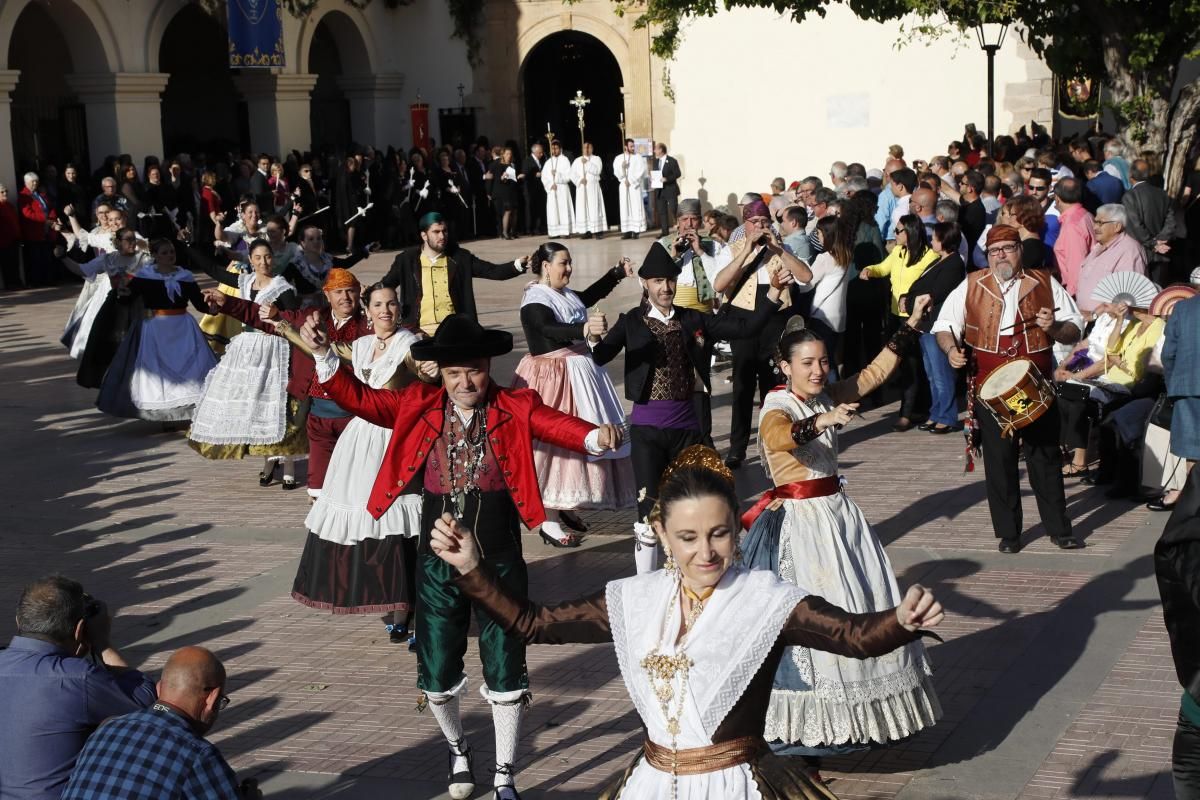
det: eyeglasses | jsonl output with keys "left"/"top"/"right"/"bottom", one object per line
{"left": 1095, "top": 219, "right": 1117, "bottom": 226}
{"left": 218, "top": 695, "right": 231, "bottom": 711}
{"left": 986, "top": 243, "right": 1020, "bottom": 256}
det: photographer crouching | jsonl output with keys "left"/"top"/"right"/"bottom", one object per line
{"left": 0, "top": 575, "right": 155, "bottom": 799}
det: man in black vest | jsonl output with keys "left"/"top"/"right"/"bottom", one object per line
{"left": 382, "top": 212, "right": 527, "bottom": 333}
{"left": 587, "top": 242, "right": 790, "bottom": 573}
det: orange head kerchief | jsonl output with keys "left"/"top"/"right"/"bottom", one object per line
{"left": 323, "top": 268, "right": 360, "bottom": 292}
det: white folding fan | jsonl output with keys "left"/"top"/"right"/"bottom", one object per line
{"left": 1091, "top": 272, "right": 1159, "bottom": 309}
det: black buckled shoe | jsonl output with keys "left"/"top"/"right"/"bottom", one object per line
{"left": 447, "top": 740, "right": 474, "bottom": 800}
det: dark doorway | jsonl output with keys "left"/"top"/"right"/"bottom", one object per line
{"left": 308, "top": 20, "right": 352, "bottom": 154}
{"left": 8, "top": 2, "right": 88, "bottom": 173}
{"left": 522, "top": 31, "right": 624, "bottom": 224}
{"left": 161, "top": 4, "right": 247, "bottom": 156}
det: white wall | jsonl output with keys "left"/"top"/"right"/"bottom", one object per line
{"left": 667, "top": 5, "right": 1036, "bottom": 207}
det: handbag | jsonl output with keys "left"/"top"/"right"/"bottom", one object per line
{"left": 1149, "top": 393, "right": 1175, "bottom": 429}
{"left": 1057, "top": 381, "right": 1093, "bottom": 403}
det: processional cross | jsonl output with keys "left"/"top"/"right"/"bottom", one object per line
{"left": 569, "top": 90, "right": 592, "bottom": 224}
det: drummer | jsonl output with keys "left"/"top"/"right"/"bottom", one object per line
{"left": 933, "top": 224, "right": 1084, "bottom": 554}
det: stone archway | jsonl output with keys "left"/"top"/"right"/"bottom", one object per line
{"left": 2, "top": 0, "right": 115, "bottom": 175}
{"left": 521, "top": 30, "right": 625, "bottom": 222}
{"left": 159, "top": 4, "right": 246, "bottom": 156}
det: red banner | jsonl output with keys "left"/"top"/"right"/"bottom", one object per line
{"left": 410, "top": 103, "right": 430, "bottom": 153}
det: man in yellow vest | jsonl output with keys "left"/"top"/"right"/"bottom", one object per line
{"left": 382, "top": 212, "right": 528, "bottom": 334}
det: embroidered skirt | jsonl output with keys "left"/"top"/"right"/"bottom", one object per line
{"left": 511, "top": 345, "right": 635, "bottom": 511}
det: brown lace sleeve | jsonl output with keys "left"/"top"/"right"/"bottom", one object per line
{"left": 453, "top": 566, "right": 613, "bottom": 645}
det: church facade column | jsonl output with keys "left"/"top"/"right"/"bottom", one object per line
{"left": 235, "top": 73, "right": 318, "bottom": 156}
{"left": 338, "top": 74, "right": 407, "bottom": 150}
{"left": 66, "top": 73, "right": 169, "bottom": 167}
{"left": 0, "top": 70, "right": 20, "bottom": 193}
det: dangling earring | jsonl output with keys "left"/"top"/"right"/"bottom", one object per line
{"left": 662, "top": 542, "right": 678, "bottom": 574}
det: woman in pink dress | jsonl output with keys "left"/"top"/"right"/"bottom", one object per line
{"left": 512, "top": 242, "right": 637, "bottom": 545}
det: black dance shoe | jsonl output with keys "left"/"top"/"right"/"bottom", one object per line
{"left": 1147, "top": 496, "right": 1177, "bottom": 512}
{"left": 724, "top": 454, "right": 745, "bottom": 470}
{"left": 1051, "top": 536, "right": 1084, "bottom": 550}
{"left": 998, "top": 538, "right": 1022, "bottom": 554}
{"left": 281, "top": 477, "right": 299, "bottom": 491}
{"left": 258, "top": 463, "right": 279, "bottom": 487}
{"left": 447, "top": 741, "right": 475, "bottom": 800}
{"left": 539, "top": 529, "right": 581, "bottom": 548}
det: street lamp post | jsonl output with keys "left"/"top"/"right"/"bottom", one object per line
{"left": 976, "top": 22, "right": 1008, "bottom": 157}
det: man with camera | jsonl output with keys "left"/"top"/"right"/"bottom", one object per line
{"left": 714, "top": 199, "right": 814, "bottom": 469}
{"left": 0, "top": 575, "right": 156, "bottom": 799}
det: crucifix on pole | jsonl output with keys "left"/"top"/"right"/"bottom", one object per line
{"left": 569, "top": 90, "right": 591, "bottom": 232}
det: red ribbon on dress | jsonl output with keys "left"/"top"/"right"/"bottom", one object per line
{"left": 740, "top": 475, "right": 841, "bottom": 531}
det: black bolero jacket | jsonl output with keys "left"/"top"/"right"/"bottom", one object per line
{"left": 592, "top": 296, "right": 780, "bottom": 403}
{"left": 520, "top": 266, "right": 626, "bottom": 356}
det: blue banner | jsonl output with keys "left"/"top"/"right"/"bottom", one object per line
{"left": 228, "top": 0, "right": 285, "bottom": 68}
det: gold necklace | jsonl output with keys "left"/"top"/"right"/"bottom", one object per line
{"left": 639, "top": 579, "right": 712, "bottom": 800}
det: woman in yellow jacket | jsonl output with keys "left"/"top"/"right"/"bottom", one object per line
{"left": 859, "top": 214, "right": 939, "bottom": 431}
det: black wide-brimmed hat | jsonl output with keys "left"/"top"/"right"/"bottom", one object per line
{"left": 638, "top": 242, "right": 682, "bottom": 279}
{"left": 411, "top": 314, "right": 513, "bottom": 363}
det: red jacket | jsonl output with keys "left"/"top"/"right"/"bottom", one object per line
{"left": 0, "top": 202, "right": 20, "bottom": 249}
{"left": 320, "top": 366, "right": 595, "bottom": 529}
{"left": 222, "top": 296, "right": 371, "bottom": 400}
{"left": 18, "top": 187, "right": 56, "bottom": 242}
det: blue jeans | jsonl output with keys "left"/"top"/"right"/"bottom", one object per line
{"left": 920, "top": 331, "right": 958, "bottom": 426}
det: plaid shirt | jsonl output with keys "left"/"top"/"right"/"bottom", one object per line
{"left": 61, "top": 705, "right": 240, "bottom": 799}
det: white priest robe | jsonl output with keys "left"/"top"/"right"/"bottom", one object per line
{"left": 570, "top": 156, "right": 607, "bottom": 234}
{"left": 613, "top": 153, "right": 647, "bottom": 233}
{"left": 542, "top": 154, "right": 575, "bottom": 237}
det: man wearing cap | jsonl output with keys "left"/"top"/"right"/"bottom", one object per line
{"left": 588, "top": 241, "right": 793, "bottom": 573}
{"left": 613, "top": 138, "right": 647, "bottom": 239}
{"left": 657, "top": 198, "right": 730, "bottom": 313}
{"left": 933, "top": 224, "right": 1084, "bottom": 553}
{"left": 382, "top": 212, "right": 527, "bottom": 335}
{"left": 296, "top": 312, "right": 621, "bottom": 800}
{"left": 713, "top": 198, "right": 813, "bottom": 470}
{"left": 203, "top": 267, "right": 372, "bottom": 499}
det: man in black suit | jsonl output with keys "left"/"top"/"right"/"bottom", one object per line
{"left": 381, "top": 211, "right": 527, "bottom": 333}
{"left": 586, "top": 242, "right": 790, "bottom": 573}
{"left": 248, "top": 153, "right": 273, "bottom": 214}
{"left": 1123, "top": 158, "right": 1180, "bottom": 284}
{"left": 521, "top": 142, "right": 547, "bottom": 235}
{"left": 654, "top": 143, "right": 681, "bottom": 236}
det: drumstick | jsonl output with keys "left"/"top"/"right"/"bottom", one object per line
{"left": 999, "top": 307, "right": 1060, "bottom": 333}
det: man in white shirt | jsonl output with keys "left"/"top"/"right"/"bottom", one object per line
{"left": 613, "top": 139, "right": 647, "bottom": 238}
{"left": 570, "top": 142, "right": 606, "bottom": 239}
{"left": 933, "top": 224, "right": 1083, "bottom": 554}
{"left": 541, "top": 140, "right": 574, "bottom": 237}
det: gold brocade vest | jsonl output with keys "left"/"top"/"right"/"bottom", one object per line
{"left": 726, "top": 239, "right": 791, "bottom": 312}
{"left": 963, "top": 269, "right": 1053, "bottom": 354}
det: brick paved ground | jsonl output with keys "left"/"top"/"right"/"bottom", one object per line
{"left": 0, "top": 236, "right": 1180, "bottom": 799}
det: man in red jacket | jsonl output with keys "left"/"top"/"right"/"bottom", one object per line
{"left": 298, "top": 313, "right": 621, "bottom": 800}
{"left": 18, "top": 172, "right": 62, "bottom": 286}
{"left": 202, "top": 268, "right": 371, "bottom": 498}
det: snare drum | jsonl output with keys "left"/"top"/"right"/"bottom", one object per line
{"left": 978, "top": 358, "right": 1056, "bottom": 435}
